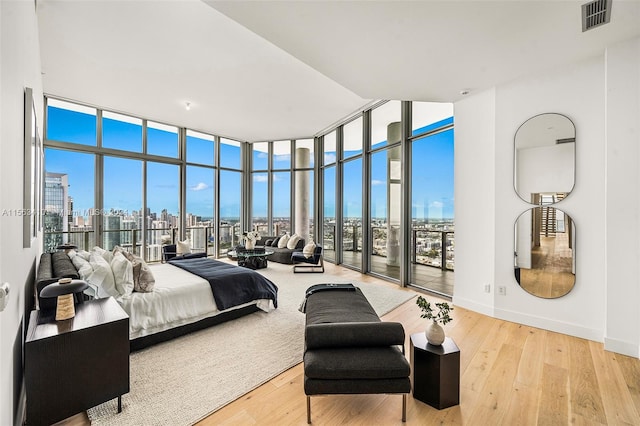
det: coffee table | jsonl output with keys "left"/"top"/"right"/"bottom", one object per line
{"left": 228, "top": 249, "right": 274, "bottom": 269}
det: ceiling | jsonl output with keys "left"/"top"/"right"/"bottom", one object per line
{"left": 37, "top": 1, "right": 640, "bottom": 142}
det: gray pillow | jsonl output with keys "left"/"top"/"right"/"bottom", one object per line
{"left": 271, "top": 237, "right": 280, "bottom": 247}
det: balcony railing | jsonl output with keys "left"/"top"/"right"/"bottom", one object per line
{"left": 323, "top": 225, "right": 454, "bottom": 271}
{"left": 45, "top": 223, "right": 453, "bottom": 270}
{"left": 44, "top": 223, "right": 242, "bottom": 262}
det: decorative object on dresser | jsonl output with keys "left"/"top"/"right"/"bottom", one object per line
{"left": 39, "top": 278, "right": 88, "bottom": 320}
{"left": 410, "top": 333, "right": 460, "bottom": 409}
{"left": 25, "top": 297, "right": 129, "bottom": 426}
{"left": 301, "top": 284, "right": 411, "bottom": 423}
{"left": 416, "top": 296, "right": 453, "bottom": 346}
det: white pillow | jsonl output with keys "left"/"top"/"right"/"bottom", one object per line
{"left": 93, "top": 246, "right": 113, "bottom": 263}
{"left": 111, "top": 252, "right": 134, "bottom": 297}
{"left": 287, "top": 234, "right": 302, "bottom": 250}
{"left": 123, "top": 252, "right": 155, "bottom": 293}
{"left": 88, "top": 252, "right": 119, "bottom": 298}
{"left": 277, "top": 234, "right": 290, "bottom": 249}
{"left": 177, "top": 239, "right": 192, "bottom": 255}
{"left": 67, "top": 249, "right": 78, "bottom": 259}
{"left": 302, "top": 241, "right": 317, "bottom": 258}
{"left": 72, "top": 255, "right": 94, "bottom": 279}
{"left": 76, "top": 249, "right": 91, "bottom": 261}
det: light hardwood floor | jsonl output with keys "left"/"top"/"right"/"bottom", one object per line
{"left": 57, "top": 262, "right": 640, "bottom": 426}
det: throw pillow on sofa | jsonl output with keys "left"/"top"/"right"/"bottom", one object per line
{"left": 177, "top": 239, "right": 192, "bottom": 255}
{"left": 287, "top": 234, "right": 302, "bottom": 250}
{"left": 271, "top": 237, "right": 280, "bottom": 247}
{"left": 278, "top": 234, "right": 290, "bottom": 248}
{"left": 303, "top": 241, "right": 317, "bottom": 258}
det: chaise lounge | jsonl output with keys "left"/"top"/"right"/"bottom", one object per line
{"left": 301, "top": 284, "right": 411, "bottom": 423}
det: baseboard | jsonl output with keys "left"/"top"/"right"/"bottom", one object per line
{"left": 604, "top": 337, "right": 640, "bottom": 358}
{"left": 453, "top": 296, "right": 608, "bottom": 349}
{"left": 452, "top": 296, "right": 495, "bottom": 317}
{"left": 494, "top": 307, "right": 602, "bottom": 343}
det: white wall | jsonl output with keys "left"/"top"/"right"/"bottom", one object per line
{"left": 454, "top": 37, "right": 640, "bottom": 357}
{"left": 516, "top": 142, "right": 574, "bottom": 199}
{"left": 0, "top": 1, "right": 43, "bottom": 425}
{"left": 453, "top": 88, "right": 496, "bottom": 316}
{"left": 604, "top": 37, "right": 640, "bottom": 357}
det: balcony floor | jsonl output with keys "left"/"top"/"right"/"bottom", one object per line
{"left": 325, "top": 250, "right": 454, "bottom": 297}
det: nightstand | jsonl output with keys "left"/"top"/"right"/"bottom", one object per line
{"left": 25, "top": 297, "right": 130, "bottom": 426}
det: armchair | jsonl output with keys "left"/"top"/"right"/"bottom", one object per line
{"left": 292, "top": 246, "right": 324, "bottom": 273}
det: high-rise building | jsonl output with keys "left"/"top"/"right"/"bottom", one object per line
{"left": 43, "top": 172, "right": 69, "bottom": 251}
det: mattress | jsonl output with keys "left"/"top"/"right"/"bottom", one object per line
{"left": 117, "top": 263, "right": 274, "bottom": 340}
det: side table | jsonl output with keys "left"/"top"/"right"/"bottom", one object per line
{"left": 25, "top": 297, "right": 130, "bottom": 425}
{"left": 410, "top": 333, "right": 460, "bottom": 409}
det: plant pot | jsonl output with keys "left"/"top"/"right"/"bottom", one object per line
{"left": 245, "top": 240, "right": 255, "bottom": 250}
{"left": 425, "top": 321, "right": 445, "bottom": 346}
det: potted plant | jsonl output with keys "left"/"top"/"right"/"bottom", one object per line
{"left": 416, "top": 296, "right": 453, "bottom": 346}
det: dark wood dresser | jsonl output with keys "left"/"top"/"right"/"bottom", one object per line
{"left": 25, "top": 297, "right": 129, "bottom": 426}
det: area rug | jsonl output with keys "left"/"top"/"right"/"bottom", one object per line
{"left": 87, "top": 262, "right": 415, "bottom": 425}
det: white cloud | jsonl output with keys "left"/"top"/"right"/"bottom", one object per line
{"left": 191, "top": 182, "right": 209, "bottom": 191}
{"left": 324, "top": 153, "right": 336, "bottom": 164}
{"left": 430, "top": 201, "right": 444, "bottom": 208}
{"left": 253, "top": 174, "right": 268, "bottom": 183}
{"left": 371, "top": 179, "right": 385, "bottom": 186}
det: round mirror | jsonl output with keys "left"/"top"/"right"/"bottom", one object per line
{"left": 514, "top": 207, "right": 576, "bottom": 298}
{"left": 514, "top": 113, "right": 575, "bottom": 205}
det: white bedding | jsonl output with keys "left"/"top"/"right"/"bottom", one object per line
{"left": 116, "top": 263, "right": 274, "bottom": 340}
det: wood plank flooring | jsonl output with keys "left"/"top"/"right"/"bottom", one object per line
{"left": 56, "top": 262, "right": 640, "bottom": 426}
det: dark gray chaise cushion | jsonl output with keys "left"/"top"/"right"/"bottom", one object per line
{"left": 305, "top": 322, "right": 405, "bottom": 350}
{"left": 304, "top": 346, "right": 410, "bottom": 380}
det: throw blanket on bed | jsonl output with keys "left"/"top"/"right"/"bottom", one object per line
{"left": 168, "top": 257, "right": 278, "bottom": 310}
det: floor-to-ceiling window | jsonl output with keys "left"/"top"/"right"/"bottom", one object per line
{"left": 251, "top": 141, "right": 269, "bottom": 234}
{"left": 43, "top": 97, "right": 240, "bottom": 261}
{"left": 43, "top": 149, "right": 96, "bottom": 252}
{"left": 321, "top": 131, "right": 337, "bottom": 261}
{"left": 272, "top": 140, "right": 291, "bottom": 235}
{"left": 341, "top": 117, "right": 363, "bottom": 270}
{"left": 185, "top": 130, "right": 215, "bottom": 256}
{"left": 410, "top": 103, "right": 454, "bottom": 295}
{"left": 369, "top": 101, "right": 402, "bottom": 280}
{"left": 219, "top": 138, "right": 242, "bottom": 256}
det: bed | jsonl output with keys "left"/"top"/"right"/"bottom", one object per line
{"left": 36, "top": 250, "right": 278, "bottom": 351}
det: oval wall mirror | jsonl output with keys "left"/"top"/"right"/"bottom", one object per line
{"left": 514, "top": 207, "right": 576, "bottom": 298}
{"left": 514, "top": 113, "right": 575, "bottom": 205}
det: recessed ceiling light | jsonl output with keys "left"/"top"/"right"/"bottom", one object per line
{"left": 460, "top": 89, "right": 470, "bottom": 96}
{"left": 185, "top": 102, "right": 191, "bottom": 111}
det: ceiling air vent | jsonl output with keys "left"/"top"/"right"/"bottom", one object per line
{"left": 582, "top": 0, "right": 612, "bottom": 32}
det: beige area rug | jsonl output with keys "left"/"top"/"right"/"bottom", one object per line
{"left": 87, "top": 261, "right": 415, "bottom": 425}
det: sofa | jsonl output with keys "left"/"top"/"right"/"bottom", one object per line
{"left": 257, "top": 235, "right": 305, "bottom": 265}
{"left": 301, "top": 284, "right": 411, "bottom": 423}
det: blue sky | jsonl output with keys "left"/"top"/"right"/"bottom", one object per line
{"left": 46, "top": 106, "right": 453, "bottom": 221}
